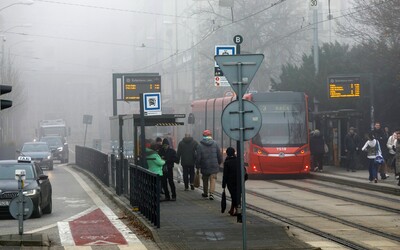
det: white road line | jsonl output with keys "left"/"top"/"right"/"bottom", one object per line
{"left": 62, "top": 167, "right": 144, "bottom": 247}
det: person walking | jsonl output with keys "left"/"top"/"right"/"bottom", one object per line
{"left": 310, "top": 129, "right": 326, "bottom": 172}
{"left": 176, "top": 133, "right": 199, "bottom": 191}
{"left": 372, "top": 122, "right": 389, "bottom": 179}
{"left": 222, "top": 147, "right": 247, "bottom": 216}
{"left": 395, "top": 131, "right": 400, "bottom": 185}
{"left": 386, "top": 131, "right": 397, "bottom": 173}
{"left": 159, "top": 138, "right": 178, "bottom": 201}
{"left": 196, "top": 129, "right": 222, "bottom": 200}
{"left": 344, "top": 127, "right": 361, "bottom": 172}
{"left": 362, "top": 132, "right": 381, "bottom": 183}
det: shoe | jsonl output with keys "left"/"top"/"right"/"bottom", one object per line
{"left": 319, "top": 169, "right": 323, "bottom": 172}
{"left": 171, "top": 197, "right": 176, "bottom": 201}
{"left": 352, "top": 170, "right": 356, "bottom": 172}
{"left": 374, "top": 179, "right": 378, "bottom": 183}
{"left": 161, "top": 197, "right": 171, "bottom": 202}
{"left": 396, "top": 175, "right": 399, "bottom": 180}
{"left": 385, "top": 174, "right": 390, "bottom": 178}
{"left": 190, "top": 184, "right": 195, "bottom": 190}
{"left": 184, "top": 188, "right": 188, "bottom": 191}
{"left": 346, "top": 169, "right": 350, "bottom": 172}
{"left": 314, "top": 167, "right": 319, "bottom": 172}
{"left": 201, "top": 193, "right": 208, "bottom": 198}
{"left": 398, "top": 181, "right": 400, "bottom": 186}
{"left": 209, "top": 194, "right": 214, "bottom": 200}
{"left": 177, "top": 180, "right": 181, "bottom": 184}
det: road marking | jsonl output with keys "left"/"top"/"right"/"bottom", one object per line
{"left": 58, "top": 167, "right": 144, "bottom": 247}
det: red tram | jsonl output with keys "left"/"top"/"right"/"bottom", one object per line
{"left": 191, "top": 91, "right": 311, "bottom": 175}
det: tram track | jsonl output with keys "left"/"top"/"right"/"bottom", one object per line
{"left": 211, "top": 178, "right": 400, "bottom": 249}
{"left": 270, "top": 180, "right": 400, "bottom": 214}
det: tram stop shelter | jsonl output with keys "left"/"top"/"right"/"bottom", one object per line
{"left": 110, "top": 113, "right": 185, "bottom": 163}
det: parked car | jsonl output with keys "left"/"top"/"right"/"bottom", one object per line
{"left": 0, "top": 156, "right": 52, "bottom": 218}
{"left": 40, "top": 136, "right": 69, "bottom": 163}
{"left": 18, "top": 142, "right": 53, "bottom": 170}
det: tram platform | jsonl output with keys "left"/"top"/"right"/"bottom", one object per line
{"left": 311, "top": 165, "right": 400, "bottom": 196}
{"left": 75, "top": 164, "right": 400, "bottom": 249}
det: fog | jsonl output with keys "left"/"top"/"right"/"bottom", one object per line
{"left": 0, "top": 0, "right": 351, "bottom": 151}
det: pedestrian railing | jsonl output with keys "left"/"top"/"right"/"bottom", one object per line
{"left": 129, "top": 164, "right": 161, "bottom": 228}
{"left": 76, "top": 145, "right": 109, "bottom": 186}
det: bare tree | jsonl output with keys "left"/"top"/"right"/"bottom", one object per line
{"left": 337, "top": 0, "right": 400, "bottom": 47}
{"left": 191, "top": 0, "right": 312, "bottom": 98}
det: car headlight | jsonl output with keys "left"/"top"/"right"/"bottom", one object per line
{"left": 47, "top": 155, "right": 51, "bottom": 159}
{"left": 23, "top": 189, "right": 38, "bottom": 196}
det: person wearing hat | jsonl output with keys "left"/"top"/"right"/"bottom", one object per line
{"left": 196, "top": 129, "right": 222, "bottom": 200}
{"left": 344, "top": 127, "right": 361, "bottom": 172}
{"left": 159, "top": 138, "right": 178, "bottom": 201}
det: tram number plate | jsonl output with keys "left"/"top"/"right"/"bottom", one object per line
{"left": 0, "top": 200, "right": 10, "bottom": 206}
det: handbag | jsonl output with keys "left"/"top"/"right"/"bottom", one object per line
{"left": 374, "top": 141, "right": 384, "bottom": 165}
{"left": 193, "top": 169, "right": 200, "bottom": 188}
{"left": 221, "top": 189, "right": 227, "bottom": 213}
{"left": 324, "top": 143, "right": 329, "bottom": 153}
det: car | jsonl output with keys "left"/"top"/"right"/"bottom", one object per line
{"left": 0, "top": 156, "right": 52, "bottom": 218}
{"left": 18, "top": 142, "right": 53, "bottom": 170}
{"left": 40, "top": 136, "right": 69, "bottom": 163}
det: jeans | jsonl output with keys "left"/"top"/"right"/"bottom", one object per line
{"left": 368, "top": 158, "right": 378, "bottom": 181}
{"left": 202, "top": 173, "right": 217, "bottom": 195}
{"left": 162, "top": 165, "right": 176, "bottom": 199}
{"left": 182, "top": 165, "right": 195, "bottom": 189}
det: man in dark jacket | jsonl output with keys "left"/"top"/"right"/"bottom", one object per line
{"left": 372, "top": 122, "right": 389, "bottom": 179}
{"left": 196, "top": 130, "right": 222, "bottom": 200}
{"left": 310, "top": 129, "right": 325, "bottom": 172}
{"left": 159, "top": 138, "right": 178, "bottom": 201}
{"left": 344, "top": 127, "right": 361, "bottom": 172}
{"left": 176, "top": 134, "right": 198, "bottom": 191}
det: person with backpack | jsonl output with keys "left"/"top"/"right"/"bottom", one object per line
{"left": 362, "top": 132, "right": 382, "bottom": 183}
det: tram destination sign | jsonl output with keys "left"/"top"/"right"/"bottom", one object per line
{"left": 124, "top": 75, "right": 161, "bottom": 101}
{"left": 328, "top": 76, "right": 360, "bottom": 98}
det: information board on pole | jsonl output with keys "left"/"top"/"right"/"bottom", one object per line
{"left": 214, "top": 45, "right": 236, "bottom": 87}
{"left": 124, "top": 75, "right": 161, "bottom": 101}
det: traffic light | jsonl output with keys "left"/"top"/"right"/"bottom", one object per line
{"left": 0, "top": 85, "right": 12, "bottom": 110}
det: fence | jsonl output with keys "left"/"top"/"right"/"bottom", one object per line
{"left": 75, "top": 145, "right": 161, "bottom": 228}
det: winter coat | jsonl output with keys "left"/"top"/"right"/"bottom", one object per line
{"left": 196, "top": 138, "right": 222, "bottom": 175}
{"left": 344, "top": 132, "right": 360, "bottom": 152}
{"left": 386, "top": 134, "right": 397, "bottom": 155}
{"left": 310, "top": 134, "right": 325, "bottom": 154}
{"left": 361, "top": 139, "right": 381, "bottom": 159}
{"left": 159, "top": 146, "right": 178, "bottom": 167}
{"left": 396, "top": 139, "right": 400, "bottom": 173}
{"left": 372, "top": 128, "right": 388, "bottom": 156}
{"left": 176, "top": 136, "right": 198, "bottom": 166}
{"left": 146, "top": 148, "right": 165, "bottom": 176}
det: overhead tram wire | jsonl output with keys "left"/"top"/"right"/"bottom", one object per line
{"left": 34, "top": 0, "right": 208, "bottom": 21}
{"left": 10, "top": 0, "right": 395, "bottom": 73}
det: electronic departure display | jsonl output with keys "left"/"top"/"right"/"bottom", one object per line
{"left": 124, "top": 75, "right": 161, "bottom": 101}
{"left": 328, "top": 76, "right": 360, "bottom": 98}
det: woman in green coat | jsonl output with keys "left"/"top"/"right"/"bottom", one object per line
{"left": 146, "top": 142, "right": 165, "bottom": 176}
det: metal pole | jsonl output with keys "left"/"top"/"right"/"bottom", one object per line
{"left": 237, "top": 62, "right": 247, "bottom": 249}
{"left": 313, "top": 9, "right": 319, "bottom": 75}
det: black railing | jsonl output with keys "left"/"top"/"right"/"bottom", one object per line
{"left": 75, "top": 145, "right": 109, "bottom": 186}
{"left": 130, "top": 164, "right": 160, "bottom": 228}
